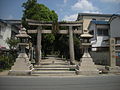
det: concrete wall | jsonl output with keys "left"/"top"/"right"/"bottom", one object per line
{"left": 110, "top": 17, "right": 120, "bottom": 38}
{"left": 83, "top": 19, "right": 91, "bottom": 31}
{"left": 90, "top": 51, "right": 120, "bottom": 66}
{"left": 90, "top": 51, "right": 109, "bottom": 65}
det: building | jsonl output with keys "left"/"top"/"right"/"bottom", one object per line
{"left": 0, "top": 19, "right": 20, "bottom": 49}
{"left": 87, "top": 14, "right": 120, "bottom": 66}
{"left": 76, "top": 13, "right": 112, "bottom": 65}
{"left": 109, "top": 15, "right": 120, "bottom": 66}
{"left": 88, "top": 20, "right": 110, "bottom": 65}
{"left": 77, "top": 13, "right": 112, "bottom": 32}
{"left": 88, "top": 20, "right": 109, "bottom": 51}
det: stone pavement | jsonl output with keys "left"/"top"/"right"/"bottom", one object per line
{"left": 0, "top": 70, "right": 9, "bottom": 76}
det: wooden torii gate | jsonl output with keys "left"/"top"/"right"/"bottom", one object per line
{"left": 26, "top": 19, "right": 83, "bottom": 65}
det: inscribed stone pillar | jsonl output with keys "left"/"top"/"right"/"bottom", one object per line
{"left": 37, "top": 26, "right": 42, "bottom": 65}
{"left": 69, "top": 26, "right": 75, "bottom": 64}
{"left": 108, "top": 38, "right": 120, "bottom": 73}
{"left": 109, "top": 38, "right": 116, "bottom": 67}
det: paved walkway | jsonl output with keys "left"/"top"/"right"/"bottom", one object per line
{"left": 0, "top": 70, "right": 9, "bottom": 76}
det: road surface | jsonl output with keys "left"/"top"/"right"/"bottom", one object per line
{"left": 0, "top": 75, "right": 120, "bottom": 90}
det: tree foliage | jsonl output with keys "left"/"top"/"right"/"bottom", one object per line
{"left": 22, "top": 0, "right": 58, "bottom": 56}
{"left": 22, "top": 0, "right": 58, "bottom": 27}
{"left": 6, "top": 37, "right": 19, "bottom": 50}
{"left": 0, "top": 38, "right": 19, "bottom": 71}
{"left": 22, "top": 0, "right": 82, "bottom": 60}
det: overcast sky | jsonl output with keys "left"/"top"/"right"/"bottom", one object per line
{"left": 0, "top": 0, "right": 120, "bottom": 21}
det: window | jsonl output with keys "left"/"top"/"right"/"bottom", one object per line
{"left": 97, "top": 29, "right": 102, "bottom": 36}
{"left": 97, "top": 28, "right": 108, "bottom": 36}
{"left": 103, "top": 30, "right": 108, "bottom": 36}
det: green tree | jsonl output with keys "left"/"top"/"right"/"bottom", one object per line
{"left": 22, "top": 0, "right": 58, "bottom": 56}
{"left": 6, "top": 37, "right": 19, "bottom": 50}
{"left": 22, "top": 0, "right": 58, "bottom": 27}
{"left": 22, "top": 0, "right": 82, "bottom": 60}
{"left": 6, "top": 37, "right": 19, "bottom": 60}
{"left": 0, "top": 37, "right": 19, "bottom": 71}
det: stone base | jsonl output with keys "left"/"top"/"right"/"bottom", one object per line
{"left": 8, "top": 70, "right": 32, "bottom": 76}
{"left": 106, "top": 66, "right": 120, "bottom": 74}
{"left": 76, "top": 52, "right": 99, "bottom": 75}
{"left": 76, "top": 70, "right": 99, "bottom": 75}
{"left": 9, "top": 53, "right": 33, "bottom": 76}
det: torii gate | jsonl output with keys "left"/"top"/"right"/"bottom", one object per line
{"left": 26, "top": 19, "right": 83, "bottom": 65}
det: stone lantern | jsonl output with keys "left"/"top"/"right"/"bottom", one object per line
{"left": 76, "top": 29, "right": 99, "bottom": 75}
{"left": 81, "top": 29, "right": 93, "bottom": 54}
{"left": 16, "top": 28, "right": 31, "bottom": 53}
{"left": 9, "top": 27, "right": 33, "bottom": 75}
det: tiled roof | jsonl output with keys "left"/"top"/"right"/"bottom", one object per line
{"left": 91, "top": 20, "right": 109, "bottom": 25}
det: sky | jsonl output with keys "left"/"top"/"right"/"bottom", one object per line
{"left": 0, "top": 0, "right": 120, "bottom": 21}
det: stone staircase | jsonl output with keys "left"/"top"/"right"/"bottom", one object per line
{"left": 31, "top": 56, "right": 76, "bottom": 76}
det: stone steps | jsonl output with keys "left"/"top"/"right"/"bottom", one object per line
{"left": 34, "top": 65, "right": 76, "bottom": 68}
{"left": 40, "top": 60, "right": 66, "bottom": 62}
{"left": 39, "top": 62, "right": 68, "bottom": 65}
{"left": 31, "top": 56, "right": 76, "bottom": 76}
{"left": 32, "top": 71, "right": 76, "bottom": 75}
{"left": 34, "top": 68, "right": 70, "bottom": 71}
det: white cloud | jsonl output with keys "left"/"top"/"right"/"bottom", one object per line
{"left": 63, "top": 14, "right": 78, "bottom": 21}
{"left": 64, "top": 0, "right": 68, "bottom": 4}
{"left": 71, "top": 0, "right": 101, "bottom": 14}
{"left": 83, "top": 11, "right": 101, "bottom": 14}
{"left": 72, "top": 0, "right": 98, "bottom": 11}
{"left": 101, "top": 0, "right": 120, "bottom": 3}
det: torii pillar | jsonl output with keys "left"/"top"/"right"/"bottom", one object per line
{"left": 37, "top": 26, "right": 42, "bottom": 65}
{"left": 69, "top": 26, "right": 75, "bottom": 64}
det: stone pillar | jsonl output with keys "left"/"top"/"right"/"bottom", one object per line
{"left": 109, "top": 38, "right": 116, "bottom": 67}
{"left": 108, "top": 38, "right": 120, "bottom": 73}
{"left": 69, "top": 26, "right": 75, "bottom": 64}
{"left": 37, "top": 26, "right": 42, "bottom": 65}
{"left": 31, "top": 47, "right": 35, "bottom": 64}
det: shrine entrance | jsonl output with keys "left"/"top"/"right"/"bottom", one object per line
{"left": 9, "top": 19, "right": 100, "bottom": 76}
{"left": 26, "top": 19, "right": 82, "bottom": 65}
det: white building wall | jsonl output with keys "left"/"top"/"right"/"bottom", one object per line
{"left": 89, "top": 23, "right": 109, "bottom": 51}
{"left": 0, "top": 24, "right": 11, "bottom": 49}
